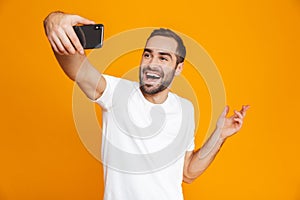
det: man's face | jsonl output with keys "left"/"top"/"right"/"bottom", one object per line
{"left": 139, "top": 36, "right": 183, "bottom": 95}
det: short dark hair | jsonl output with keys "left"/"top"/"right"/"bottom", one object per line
{"left": 147, "top": 28, "right": 186, "bottom": 64}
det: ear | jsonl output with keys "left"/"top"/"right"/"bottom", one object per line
{"left": 175, "top": 62, "right": 184, "bottom": 76}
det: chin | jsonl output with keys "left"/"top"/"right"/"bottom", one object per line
{"left": 140, "top": 84, "right": 167, "bottom": 95}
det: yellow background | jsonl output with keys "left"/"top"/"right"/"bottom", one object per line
{"left": 0, "top": 0, "right": 300, "bottom": 199}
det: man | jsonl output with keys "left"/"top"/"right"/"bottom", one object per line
{"left": 44, "top": 11, "right": 249, "bottom": 200}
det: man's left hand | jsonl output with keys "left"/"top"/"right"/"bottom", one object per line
{"left": 217, "top": 105, "right": 250, "bottom": 140}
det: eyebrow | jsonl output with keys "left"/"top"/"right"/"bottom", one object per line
{"left": 143, "top": 48, "right": 173, "bottom": 60}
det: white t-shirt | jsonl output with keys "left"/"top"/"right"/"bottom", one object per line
{"left": 94, "top": 75, "right": 195, "bottom": 200}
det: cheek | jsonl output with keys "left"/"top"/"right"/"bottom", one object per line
{"left": 139, "top": 57, "right": 145, "bottom": 64}
{"left": 141, "top": 56, "right": 150, "bottom": 64}
{"left": 163, "top": 68, "right": 175, "bottom": 78}
{"left": 141, "top": 61, "right": 150, "bottom": 68}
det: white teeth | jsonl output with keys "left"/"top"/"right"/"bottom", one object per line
{"left": 146, "top": 72, "right": 160, "bottom": 78}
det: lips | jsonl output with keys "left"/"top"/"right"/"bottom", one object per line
{"left": 146, "top": 72, "right": 161, "bottom": 79}
{"left": 143, "top": 70, "right": 163, "bottom": 84}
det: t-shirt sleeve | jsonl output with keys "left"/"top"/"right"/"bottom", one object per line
{"left": 187, "top": 138, "right": 195, "bottom": 151}
{"left": 91, "top": 74, "right": 121, "bottom": 110}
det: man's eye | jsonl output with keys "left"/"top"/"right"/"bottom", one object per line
{"left": 144, "top": 53, "right": 150, "bottom": 58}
{"left": 160, "top": 57, "right": 168, "bottom": 61}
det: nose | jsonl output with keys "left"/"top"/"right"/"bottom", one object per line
{"left": 148, "top": 56, "right": 160, "bottom": 68}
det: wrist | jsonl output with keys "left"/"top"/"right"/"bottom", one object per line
{"left": 215, "top": 127, "right": 227, "bottom": 142}
{"left": 218, "top": 135, "right": 226, "bottom": 145}
{"left": 214, "top": 127, "right": 228, "bottom": 142}
{"left": 197, "top": 129, "right": 226, "bottom": 160}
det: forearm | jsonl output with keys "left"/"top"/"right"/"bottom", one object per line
{"left": 183, "top": 105, "right": 250, "bottom": 183}
{"left": 54, "top": 52, "right": 104, "bottom": 100}
{"left": 44, "top": 11, "right": 104, "bottom": 99}
{"left": 185, "top": 128, "right": 226, "bottom": 180}
{"left": 54, "top": 51, "right": 86, "bottom": 81}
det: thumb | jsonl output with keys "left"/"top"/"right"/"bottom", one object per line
{"left": 220, "top": 105, "right": 229, "bottom": 118}
{"left": 74, "top": 15, "right": 95, "bottom": 25}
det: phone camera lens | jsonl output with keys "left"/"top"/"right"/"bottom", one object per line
{"left": 95, "top": 26, "right": 99, "bottom": 30}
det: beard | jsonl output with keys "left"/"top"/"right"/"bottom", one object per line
{"left": 139, "top": 65, "right": 175, "bottom": 95}
{"left": 140, "top": 83, "right": 168, "bottom": 95}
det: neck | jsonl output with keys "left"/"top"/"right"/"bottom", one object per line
{"left": 141, "top": 88, "right": 169, "bottom": 104}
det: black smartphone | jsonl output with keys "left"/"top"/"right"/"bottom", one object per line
{"left": 73, "top": 24, "right": 104, "bottom": 49}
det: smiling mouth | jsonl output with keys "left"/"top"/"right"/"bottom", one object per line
{"left": 146, "top": 72, "right": 161, "bottom": 79}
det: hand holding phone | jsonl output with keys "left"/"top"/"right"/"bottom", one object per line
{"left": 44, "top": 11, "right": 97, "bottom": 55}
{"left": 73, "top": 24, "right": 104, "bottom": 49}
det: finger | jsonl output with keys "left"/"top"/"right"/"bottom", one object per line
{"left": 46, "top": 34, "right": 60, "bottom": 53}
{"left": 51, "top": 34, "right": 69, "bottom": 55}
{"left": 57, "top": 28, "right": 76, "bottom": 54}
{"left": 65, "top": 27, "right": 84, "bottom": 54}
{"left": 245, "top": 105, "right": 250, "bottom": 110}
{"left": 221, "top": 105, "right": 229, "bottom": 118}
{"left": 234, "top": 110, "right": 243, "bottom": 119}
{"left": 49, "top": 39, "right": 59, "bottom": 53}
{"left": 240, "top": 105, "right": 250, "bottom": 117}
{"left": 233, "top": 117, "right": 243, "bottom": 125}
{"left": 242, "top": 105, "right": 250, "bottom": 111}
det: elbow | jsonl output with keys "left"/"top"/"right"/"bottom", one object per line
{"left": 183, "top": 173, "right": 198, "bottom": 184}
{"left": 183, "top": 177, "right": 195, "bottom": 184}
{"left": 183, "top": 169, "right": 205, "bottom": 184}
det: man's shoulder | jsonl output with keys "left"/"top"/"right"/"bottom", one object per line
{"left": 103, "top": 74, "right": 137, "bottom": 84}
{"left": 169, "top": 92, "right": 194, "bottom": 111}
{"left": 103, "top": 74, "right": 139, "bottom": 90}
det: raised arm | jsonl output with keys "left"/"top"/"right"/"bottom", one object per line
{"left": 183, "top": 105, "right": 250, "bottom": 183}
{"left": 43, "top": 11, "right": 106, "bottom": 100}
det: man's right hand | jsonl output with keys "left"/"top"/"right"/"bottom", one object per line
{"left": 43, "top": 11, "right": 95, "bottom": 55}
